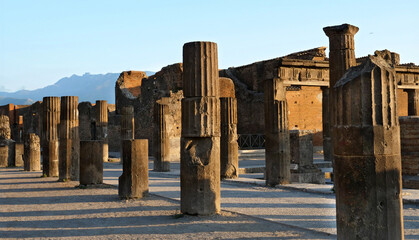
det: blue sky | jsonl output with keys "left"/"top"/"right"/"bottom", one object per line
{"left": 1, "top": 0, "right": 418, "bottom": 92}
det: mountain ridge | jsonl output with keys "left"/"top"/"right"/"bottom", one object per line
{"left": 0, "top": 71, "right": 155, "bottom": 106}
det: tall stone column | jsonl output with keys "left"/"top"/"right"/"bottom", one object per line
{"left": 406, "top": 89, "right": 419, "bottom": 116}
{"left": 24, "top": 133, "right": 41, "bottom": 171}
{"left": 42, "top": 97, "right": 60, "bottom": 177}
{"left": 119, "top": 139, "right": 149, "bottom": 199}
{"left": 80, "top": 140, "right": 103, "bottom": 185}
{"left": 59, "top": 96, "right": 79, "bottom": 181}
{"left": 321, "top": 86, "right": 332, "bottom": 161}
{"left": 220, "top": 97, "right": 238, "bottom": 179}
{"left": 95, "top": 100, "right": 108, "bottom": 162}
{"left": 333, "top": 54, "right": 404, "bottom": 239}
{"left": 153, "top": 99, "right": 170, "bottom": 172}
{"left": 264, "top": 78, "right": 290, "bottom": 186}
{"left": 323, "top": 24, "right": 359, "bottom": 162}
{"left": 181, "top": 41, "right": 221, "bottom": 215}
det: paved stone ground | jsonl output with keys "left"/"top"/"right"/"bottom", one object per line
{"left": 0, "top": 168, "right": 335, "bottom": 239}
{"left": 2, "top": 149, "right": 419, "bottom": 239}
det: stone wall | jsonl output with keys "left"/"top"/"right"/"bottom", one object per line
{"left": 400, "top": 116, "right": 419, "bottom": 176}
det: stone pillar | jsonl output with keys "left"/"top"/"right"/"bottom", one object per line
{"left": 119, "top": 139, "right": 149, "bottom": 199}
{"left": 42, "top": 97, "right": 60, "bottom": 177}
{"left": 153, "top": 99, "right": 170, "bottom": 171}
{"left": 323, "top": 24, "right": 359, "bottom": 162}
{"left": 181, "top": 41, "right": 221, "bottom": 215}
{"left": 220, "top": 97, "right": 238, "bottom": 179}
{"left": 80, "top": 140, "right": 103, "bottom": 185}
{"left": 333, "top": 54, "right": 404, "bottom": 239}
{"left": 95, "top": 100, "right": 108, "bottom": 162}
{"left": 0, "top": 115, "right": 14, "bottom": 167}
{"left": 321, "top": 86, "right": 332, "bottom": 161}
{"left": 14, "top": 143, "right": 24, "bottom": 167}
{"left": 400, "top": 116, "right": 419, "bottom": 177}
{"left": 24, "top": 133, "right": 41, "bottom": 171}
{"left": 120, "top": 106, "right": 134, "bottom": 141}
{"left": 59, "top": 96, "right": 79, "bottom": 181}
{"left": 405, "top": 89, "right": 419, "bottom": 116}
{"left": 264, "top": 78, "right": 290, "bottom": 186}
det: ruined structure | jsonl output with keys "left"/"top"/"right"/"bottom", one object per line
{"left": 24, "top": 133, "right": 41, "bottom": 171}
{"left": 59, "top": 96, "right": 79, "bottom": 181}
{"left": 115, "top": 65, "right": 183, "bottom": 153}
{"left": 120, "top": 106, "right": 134, "bottom": 141}
{"left": 290, "top": 130, "right": 324, "bottom": 183}
{"left": 180, "top": 41, "right": 221, "bottom": 215}
{"left": 79, "top": 140, "right": 103, "bottom": 185}
{"left": 219, "top": 77, "right": 238, "bottom": 179}
{"left": 264, "top": 78, "right": 290, "bottom": 186}
{"left": 332, "top": 52, "right": 404, "bottom": 238}
{"left": 42, "top": 97, "right": 60, "bottom": 177}
{"left": 0, "top": 115, "right": 14, "bottom": 167}
{"left": 119, "top": 139, "right": 149, "bottom": 199}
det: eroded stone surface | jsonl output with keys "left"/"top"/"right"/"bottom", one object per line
{"left": 24, "top": 133, "right": 41, "bottom": 171}
{"left": 220, "top": 97, "right": 238, "bottom": 179}
{"left": 119, "top": 139, "right": 149, "bottom": 199}
{"left": 42, "top": 97, "right": 60, "bottom": 177}
{"left": 333, "top": 54, "right": 404, "bottom": 239}
{"left": 80, "top": 140, "right": 103, "bottom": 185}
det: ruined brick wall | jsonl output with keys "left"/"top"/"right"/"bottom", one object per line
{"left": 286, "top": 86, "right": 323, "bottom": 145}
{"left": 115, "top": 64, "right": 183, "bottom": 152}
{"left": 400, "top": 116, "right": 419, "bottom": 175}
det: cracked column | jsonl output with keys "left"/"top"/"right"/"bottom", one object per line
{"left": 321, "top": 86, "right": 332, "bottom": 162}
{"left": 219, "top": 77, "right": 238, "bottom": 179}
{"left": 153, "top": 98, "right": 170, "bottom": 171}
{"left": 323, "top": 24, "right": 359, "bottom": 162}
{"left": 264, "top": 78, "right": 290, "bottom": 186}
{"left": 333, "top": 53, "right": 404, "bottom": 239}
{"left": 119, "top": 139, "right": 149, "bottom": 199}
{"left": 80, "top": 140, "right": 103, "bottom": 185}
{"left": 42, "top": 97, "right": 60, "bottom": 177}
{"left": 181, "top": 41, "right": 221, "bottom": 215}
{"left": 24, "top": 133, "right": 41, "bottom": 171}
{"left": 95, "top": 100, "right": 108, "bottom": 162}
{"left": 120, "top": 106, "right": 134, "bottom": 165}
{"left": 59, "top": 96, "right": 79, "bottom": 181}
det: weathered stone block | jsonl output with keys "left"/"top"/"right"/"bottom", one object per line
{"left": 290, "top": 130, "right": 313, "bottom": 167}
{"left": 80, "top": 140, "right": 103, "bottom": 185}
{"left": 14, "top": 143, "right": 24, "bottom": 167}
{"left": 181, "top": 137, "right": 220, "bottom": 215}
{"left": 183, "top": 41, "right": 219, "bottom": 97}
{"left": 24, "top": 133, "right": 41, "bottom": 171}
{"left": 42, "top": 140, "right": 59, "bottom": 177}
{"left": 0, "top": 115, "right": 11, "bottom": 140}
{"left": 119, "top": 139, "right": 149, "bottom": 199}
{"left": 181, "top": 97, "right": 220, "bottom": 137}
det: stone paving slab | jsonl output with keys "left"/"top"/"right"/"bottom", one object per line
{"left": 103, "top": 161, "right": 419, "bottom": 238}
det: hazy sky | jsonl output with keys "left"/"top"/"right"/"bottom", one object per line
{"left": 1, "top": 0, "right": 418, "bottom": 92}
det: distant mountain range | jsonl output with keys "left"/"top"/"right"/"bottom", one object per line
{"left": 0, "top": 72, "right": 155, "bottom": 106}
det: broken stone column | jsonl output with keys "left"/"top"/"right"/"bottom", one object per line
{"left": 264, "top": 78, "right": 290, "bottom": 186}
{"left": 42, "top": 97, "right": 60, "bottom": 177}
{"left": 0, "top": 115, "right": 14, "bottom": 167}
{"left": 290, "top": 130, "right": 324, "bottom": 184}
{"left": 119, "top": 139, "right": 149, "bottom": 199}
{"left": 59, "top": 96, "right": 79, "bottom": 181}
{"left": 153, "top": 99, "right": 170, "bottom": 172}
{"left": 95, "top": 100, "right": 108, "bottom": 162}
{"left": 181, "top": 41, "right": 221, "bottom": 215}
{"left": 24, "top": 133, "right": 41, "bottom": 171}
{"left": 14, "top": 143, "right": 24, "bottom": 167}
{"left": 333, "top": 54, "right": 404, "bottom": 239}
{"left": 80, "top": 140, "right": 103, "bottom": 185}
{"left": 323, "top": 24, "right": 359, "bottom": 162}
{"left": 399, "top": 116, "right": 419, "bottom": 179}
{"left": 405, "top": 89, "right": 419, "bottom": 116}
{"left": 219, "top": 77, "right": 238, "bottom": 179}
